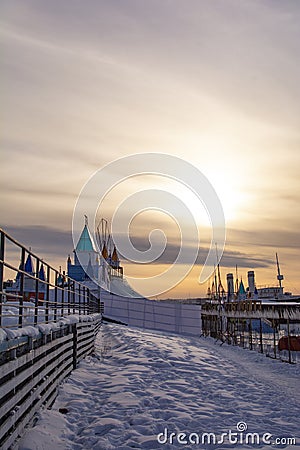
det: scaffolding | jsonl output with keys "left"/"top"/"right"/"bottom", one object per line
{"left": 201, "top": 300, "right": 300, "bottom": 364}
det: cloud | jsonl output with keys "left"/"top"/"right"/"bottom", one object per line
{"left": 227, "top": 228, "right": 300, "bottom": 250}
{"left": 2, "top": 224, "right": 274, "bottom": 272}
{"left": 3, "top": 225, "right": 73, "bottom": 261}
{"left": 116, "top": 234, "right": 273, "bottom": 269}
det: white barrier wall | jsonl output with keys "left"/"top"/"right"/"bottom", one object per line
{"left": 101, "top": 291, "right": 201, "bottom": 336}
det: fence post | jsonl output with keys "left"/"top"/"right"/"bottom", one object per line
{"left": 98, "top": 286, "right": 101, "bottom": 314}
{"left": 67, "top": 278, "right": 71, "bottom": 315}
{"left": 45, "top": 266, "right": 50, "bottom": 323}
{"left": 287, "top": 318, "right": 292, "bottom": 364}
{"left": 218, "top": 304, "right": 223, "bottom": 340}
{"left": 18, "top": 248, "right": 25, "bottom": 328}
{"left": 72, "top": 323, "right": 78, "bottom": 369}
{"left": 78, "top": 284, "right": 81, "bottom": 315}
{"left": 273, "top": 320, "right": 277, "bottom": 359}
{"left": 83, "top": 287, "right": 86, "bottom": 314}
{"left": 54, "top": 271, "right": 58, "bottom": 322}
{"left": 34, "top": 257, "right": 39, "bottom": 326}
{"left": 61, "top": 274, "right": 65, "bottom": 317}
{"left": 87, "top": 288, "right": 90, "bottom": 314}
{"left": 259, "top": 318, "right": 263, "bottom": 353}
{"left": 249, "top": 319, "right": 253, "bottom": 350}
{"left": 73, "top": 281, "right": 76, "bottom": 314}
{"left": 0, "top": 231, "right": 4, "bottom": 326}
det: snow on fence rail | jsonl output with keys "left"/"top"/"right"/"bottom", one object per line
{"left": 0, "top": 228, "right": 102, "bottom": 329}
{"left": 0, "top": 315, "right": 101, "bottom": 450}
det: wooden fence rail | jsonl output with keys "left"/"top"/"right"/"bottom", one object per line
{"left": 0, "top": 318, "right": 101, "bottom": 449}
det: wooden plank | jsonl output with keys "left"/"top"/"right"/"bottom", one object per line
{"left": 43, "top": 364, "right": 73, "bottom": 410}
{"left": 77, "top": 331, "right": 94, "bottom": 341}
{"left": 0, "top": 318, "right": 101, "bottom": 449}
{"left": 0, "top": 336, "right": 28, "bottom": 353}
{"left": 77, "top": 328, "right": 94, "bottom": 337}
{"left": 43, "top": 387, "right": 58, "bottom": 409}
{"left": 77, "top": 336, "right": 94, "bottom": 351}
{"left": 77, "top": 332, "right": 94, "bottom": 343}
{"left": 0, "top": 356, "right": 73, "bottom": 445}
{"left": 0, "top": 333, "right": 73, "bottom": 379}
{"left": 77, "top": 339, "right": 93, "bottom": 354}
{"left": 77, "top": 337, "right": 94, "bottom": 348}
{"left": 79, "top": 324, "right": 95, "bottom": 331}
{"left": 0, "top": 340, "right": 73, "bottom": 399}
{"left": 0, "top": 339, "right": 72, "bottom": 399}
{"left": 0, "top": 351, "right": 73, "bottom": 440}
{"left": 77, "top": 342, "right": 94, "bottom": 361}
{"left": 77, "top": 348, "right": 93, "bottom": 363}
{"left": 77, "top": 344, "right": 93, "bottom": 355}
{"left": 77, "top": 335, "right": 94, "bottom": 350}
{"left": 77, "top": 329, "right": 94, "bottom": 338}
{"left": 0, "top": 321, "right": 101, "bottom": 378}
{"left": 77, "top": 322, "right": 94, "bottom": 331}
{"left": 77, "top": 322, "right": 93, "bottom": 328}
{"left": 0, "top": 347, "right": 73, "bottom": 420}
{"left": 2, "top": 360, "right": 73, "bottom": 450}
{"left": 76, "top": 320, "right": 101, "bottom": 331}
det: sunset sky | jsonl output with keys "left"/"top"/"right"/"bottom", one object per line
{"left": 1, "top": 0, "right": 299, "bottom": 297}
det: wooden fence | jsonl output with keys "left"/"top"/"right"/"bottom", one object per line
{"left": 0, "top": 318, "right": 101, "bottom": 449}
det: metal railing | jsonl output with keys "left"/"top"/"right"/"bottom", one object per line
{"left": 0, "top": 228, "right": 102, "bottom": 329}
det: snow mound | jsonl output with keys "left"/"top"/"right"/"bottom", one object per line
{"left": 0, "top": 328, "right": 8, "bottom": 343}
{"left": 4, "top": 325, "right": 40, "bottom": 339}
{"left": 2, "top": 314, "right": 101, "bottom": 340}
{"left": 37, "top": 323, "right": 60, "bottom": 334}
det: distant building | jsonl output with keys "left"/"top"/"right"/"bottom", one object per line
{"left": 5, "top": 254, "right": 46, "bottom": 303}
{"left": 67, "top": 219, "right": 123, "bottom": 284}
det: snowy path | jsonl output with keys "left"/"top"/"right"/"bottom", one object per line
{"left": 19, "top": 324, "right": 299, "bottom": 450}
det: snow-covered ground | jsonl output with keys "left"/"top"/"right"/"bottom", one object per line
{"left": 19, "top": 324, "right": 299, "bottom": 450}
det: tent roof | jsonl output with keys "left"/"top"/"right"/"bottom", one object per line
{"left": 111, "top": 245, "right": 119, "bottom": 262}
{"left": 24, "top": 254, "right": 34, "bottom": 274}
{"left": 239, "top": 279, "right": 246, "bottom": 295}
{"left": 76, "top": 224, "right": 97, "bottom": 253}
{"left": 39, "top": 264, "right": 46, "bottom": 281}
